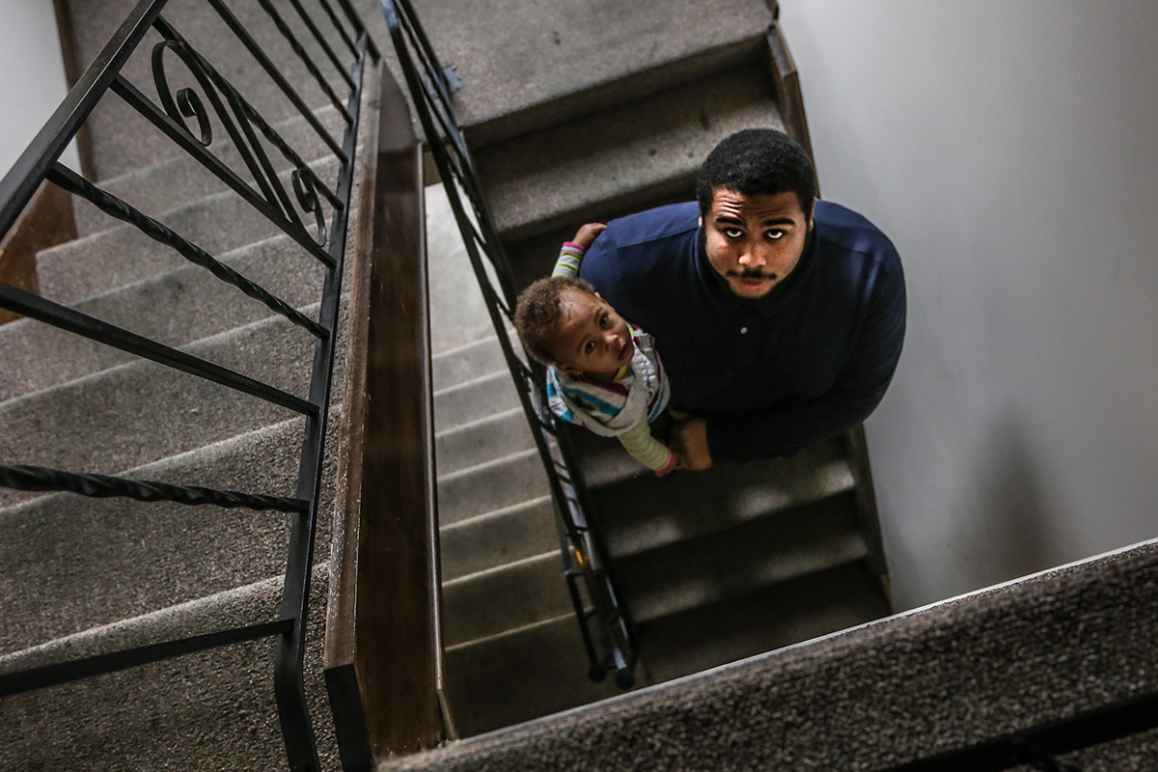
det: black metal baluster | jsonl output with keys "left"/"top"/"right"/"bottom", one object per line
{"left": 287, "top": 0, "right": 356, "bottom": 90}
{"left": 255, "top": 0, "right": 353, "bottom": 124}
{"left": 316, "top": 0, "right": 359, "bottom": 60}
{"left": 205, "top": 0, "right": 347, "bottom": 160}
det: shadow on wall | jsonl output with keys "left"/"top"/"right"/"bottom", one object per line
{"left": 945, "top": 403, "right": 1068, "bottom": 599}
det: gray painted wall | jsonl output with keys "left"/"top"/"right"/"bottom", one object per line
{"left": 1, "top": 1, "right": 78, "bottom": 177}
{"left": 781, "top": 1, "right": 1158, "bottom": 610}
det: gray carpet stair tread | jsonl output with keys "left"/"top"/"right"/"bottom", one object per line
{"left": 0, "top": 306, "right": 325, "bottom": 510}
{"left": 38, "top": 155, "right": 339, "bottom": 306}
{"left": 403, "top": 0, "right": 772, "bottom": 148}
{"left": 0, "top": 235, "right": 325, "bottom": 402}
{"left": 433, "top": 370, "right": 521, "bottom": 433}
{"left": 477, "top": 62, "right": 784, "bottom": 242}
{"left": 592, "top": 437, "right": 857, "bottom": 559}
{"left": 442, "top": 551, "right": 568, "bottom": 648}
{"left": 0, "top": 565, "right": 337, "bottom": 771}
{"left": 442, "top": 613, "right": 623, "bottom": 739}
{"left": 635, "top": 561, "right": 890, "bottom": 685}
{"left": 75, "top": 104, "right": 347, "bottom": 236}
{"left": 437, "top": 448, "right": 549, "bottom": 526}
{"left": 439, "top": 495, "right": 557, "bottom": 582}
{"left": 435, "top": 406, "right": 534, "bottom": 476}
{"left": 618, "top": 496, "right": 869, "bottom": 624}
{"left": 0, "top": 413, "right": 345, "bottom": 655}
{"left": 382, "top": 542, "right": 1158, "bottom": 771}
{"left": 431, "top": 333, "right": 509, "bottom": 392}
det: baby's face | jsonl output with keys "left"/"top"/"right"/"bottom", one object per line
{"left": 549, "top": 287, "right": 634, "bottom": 380}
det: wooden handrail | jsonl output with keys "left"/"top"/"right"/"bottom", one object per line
{"left": 324, "top": 61, "right": 444, "bottom": 769}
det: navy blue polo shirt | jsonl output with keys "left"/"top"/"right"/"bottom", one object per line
{"left": 579, "top": 200, "right": 906, "bottom": 461}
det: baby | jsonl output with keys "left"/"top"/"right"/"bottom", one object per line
{"left": 514, "top": 223, "right": 679, "bottom": 476}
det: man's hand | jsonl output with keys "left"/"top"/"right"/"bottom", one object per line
{"left": 671, "top": 417, "right": 712, "bottom": 471}
{"left": 571, "top": 222, "right": 606, "bottom": 250}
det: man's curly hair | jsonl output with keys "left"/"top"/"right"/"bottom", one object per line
{"left": 696, "top": 128, "right": 817, "bottom": 220}
{"left": 514, "top": 275, "right": 596, "bottom": 365}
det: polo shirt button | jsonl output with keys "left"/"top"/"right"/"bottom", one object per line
{"left": 740, "top": 326, "right": 749, "bottom": 335}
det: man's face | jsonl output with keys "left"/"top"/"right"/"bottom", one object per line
{"left": 549, "top": 287, "right": 634, "bottom": 380}
{"left": 701, "top": 187, "right": 812, "bottom": 300}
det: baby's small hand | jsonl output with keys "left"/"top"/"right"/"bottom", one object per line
{"left": 571, "top": 222, "right": 607, "bottom": 250}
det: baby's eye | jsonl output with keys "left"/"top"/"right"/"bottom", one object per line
{"left": 599, "top": 312, "right": 611, "bottom": 329}
{"left": 584, "top": 341, "right": 596, "bottom": 355}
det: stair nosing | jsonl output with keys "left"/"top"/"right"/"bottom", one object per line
{"left": 434, "top": 405, "right": 526, "bottom": 440}
{"left": 437, "top": 447, "right": 539, "bottom": 484}
{"left": 439, "top": 494, "right": 554, "bottom": 533}
{"left": 0, "top": 561, "right": 329, "bottom": 672}
{"left": 630, "top": 531, "right": 870, "bottom": 625}
{"left": 433, "top": 369, "right": 511, "bottom": 399}
{"left": 442, "top": 549, "right": 561, "bottom": 589}
{"left": 444, "top": 610, "right": 580, "bottom": 655}
{"left": 0, "top": 299, "right": 322, "bottom": 413}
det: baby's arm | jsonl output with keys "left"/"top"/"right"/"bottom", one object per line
{"left": 553, "top": 223, "right": 606, "bottom": 278}
{"left": 618, "top": 420, "right": 678, "bottom": 477}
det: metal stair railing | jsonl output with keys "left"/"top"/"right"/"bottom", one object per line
{"left": 0, "top": 1, "right": 381, "bottom": 769}
{"left": 380, "top": 0, "right": 638, "bottom": 689}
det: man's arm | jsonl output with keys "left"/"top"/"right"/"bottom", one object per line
{"left": 682, "top": 253, "right": 907, "bottom": 464}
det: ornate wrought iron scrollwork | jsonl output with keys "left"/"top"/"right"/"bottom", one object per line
{"left": 149, "top": 30, "right": 330, "bottom": 247}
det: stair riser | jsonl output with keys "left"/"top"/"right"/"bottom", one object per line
{"left": 440, "top": 496, "right": 557, "bottom": 582}
{"left": 437, "top": 450, "right": 548, "bottom": 526}
{"left": 76, "top": 107, "right": 348, "bottom": 236}
{"left": 442, "top": 614, "right": 622, "bottom": 738}
{"left": 442, "top": 554, "right": 568, "bottom": 647}
{"left": 0, "top": 414, "right": 342, "bottom": 654}
{"left": 464, "top": 36, "right": 768, "bottom": 150}
{"left": 40, "top": 156, "right": 340, "bottom": 305}
{"left": 432, "top": 336, "right": 506, "bottom": 392}
{"left": 0, "top": 304, "right": 346, "bottom": 511}
{"left": 617, "top": 498, "right": 868, "bottom": 624}
{"left": 478, "top": 63, "right": 782, "bottom": 242}
{"left": 0, "top": 236, "right": 326, "bottom": 403}
{"left": 433, "top": 372, "right": 521, "bottom": 433}
{"left": 435, "top": 409, "right": 535, "bottom": 476}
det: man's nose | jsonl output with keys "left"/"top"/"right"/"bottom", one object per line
{"left": 738, "top": 245, "right": 768, "bottom": 269}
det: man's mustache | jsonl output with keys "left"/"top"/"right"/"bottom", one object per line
{"left": 726, "top": 269, "right": 778, "bottom": 280}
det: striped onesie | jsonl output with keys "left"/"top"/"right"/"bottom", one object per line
{"left": 545, "top": 242, "right": 675, "bottom": 475}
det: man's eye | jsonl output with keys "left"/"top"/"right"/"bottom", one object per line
{"left": 724, "top": 228, "right": 744, "bottom": 239}
{"left": 766, "top": 229, "right": 785, "bottom": 240}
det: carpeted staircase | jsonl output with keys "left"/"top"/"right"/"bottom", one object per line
{"left": 2, "top": 0, "right": 892, "bottom": 766}
{"left": 409, "top": 0, "right": 893, "bottom": 738}
{"left": 0, "top": 1, "right": 377, "bottom": 769}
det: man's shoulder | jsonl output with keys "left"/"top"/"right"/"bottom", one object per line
{"left": 604, "top": 201, "right": 700, "bottom": 249}
{"left": 814, "top": 200, "right": 900, "bottom": 263}
{"left": 581, "top": 201, "right": 699, "bottom": 288}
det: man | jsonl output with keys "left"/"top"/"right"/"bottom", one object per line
{"left": 579, "top": 128, "right": 906, "bottom": 469}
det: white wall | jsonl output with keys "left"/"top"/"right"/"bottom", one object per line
{"left": 781, "top": 1, "right": 1158, "bottom": 610}
{"left": 1, "top": 1, "right": 78, "bottom": 178}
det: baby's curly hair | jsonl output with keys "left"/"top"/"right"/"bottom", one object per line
{"left": 514, "top": 275, "right": 596, "bottom": 365}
